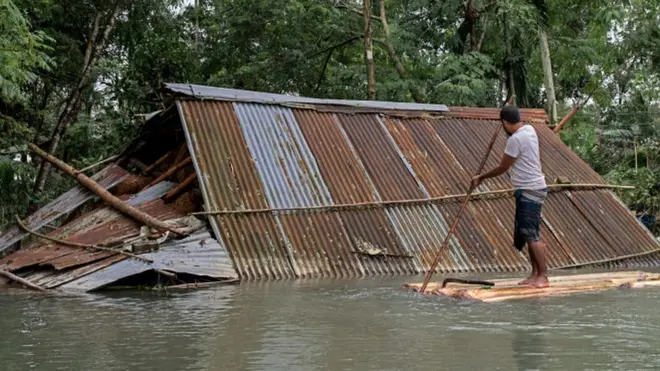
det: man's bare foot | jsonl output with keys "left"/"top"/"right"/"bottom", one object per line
{"left": 518, "top": 275, "right": 535, "bottom": 285}
{"left": 527, "top": 276, "right": 549, "bottom": 288}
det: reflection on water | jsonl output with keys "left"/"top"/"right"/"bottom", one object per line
{"left": 2, "top": 274, "right": 660, "bottom": 371}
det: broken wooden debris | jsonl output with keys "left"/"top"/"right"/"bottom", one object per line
{"left": 404, "top": 271, "right": 660, "bottom": 303}
{"left": 15, "top": 215, "right": 154, "bottom": 263}
{"left": 141, "top": 151, "right": 173, "bottom": 176}
{"left": 0, "top": 269, "right": 47, "bottom": 292}
{"left": 143, "top": 156, "right": 192, "bottom": 190}
{"left": 164, "top": 173, "right": 196, "bottom": 202}
{"left": 28, "top": 143, "right": 189, "bottom": 236}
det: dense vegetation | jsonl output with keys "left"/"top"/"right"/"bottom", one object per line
{"left": 1, "top": 0, "right": 659, "bottom": 230}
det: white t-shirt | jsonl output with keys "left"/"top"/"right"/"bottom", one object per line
{"left": 504, "top": 125, "right": 547, "bottom": 190}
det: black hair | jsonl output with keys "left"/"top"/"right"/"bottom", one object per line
{"left": 500, "top": 105, "right": 521, "bottom": 124}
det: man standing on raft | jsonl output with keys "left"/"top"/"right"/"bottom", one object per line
{"left": 471, "top": 105, "right": 549, "bottom": 288}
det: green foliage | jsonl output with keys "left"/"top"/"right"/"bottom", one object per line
{"left": 1, "top": 0, "right": 660, "bottom": 230}
{"left": 0, "top": 0, "right": 52, "bottom": 103}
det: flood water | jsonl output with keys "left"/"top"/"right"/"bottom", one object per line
{"left": 2, "top": 272, "right": 660, "bottom": 371}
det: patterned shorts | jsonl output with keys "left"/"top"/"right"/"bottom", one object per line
{"left": 513, "top": 188, "right": 547, "bottom": 251}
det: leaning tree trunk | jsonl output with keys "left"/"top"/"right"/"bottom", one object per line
{"left": 539, "top": 29, "right": 557, "bottom": 124}
{"left": 363, "top": 0, "right": 376, "bottom": 100}
{"left": 378, "top": 0, "right": 424, "bottom": 103}
{"left": 503, "top": 16, "right": 516, "bottom": 101}
{"left": 33, "top": 3, "right": 121, "bottom": 195}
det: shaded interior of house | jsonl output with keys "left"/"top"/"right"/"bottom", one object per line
{"left": 0, "top": 83, "right": 658, "bottom": 292}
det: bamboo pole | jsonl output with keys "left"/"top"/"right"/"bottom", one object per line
{"left": 163, "top": 173, "right": 197, "bottom": 202}
{"left": 191, "top": 183, "right": 634, "bottom": 216}
{"left": 79, "top": 155, "right": 120, "bottom": 173}
{"left": 0, "top": 270, "right": 46, "bottom": 291}
{"left": 15, "top": 216, "right": 153, "bottom": 263}
{"left": 141, "top": 151, "right": 173, "bottom": 176}
{"left": 142, "top": 157, "right": 192, "bottom": 190}
{"left": 419, "top": 124, "right": 502, "bottom": 293}
{"left": 27, "top": 143, "right": 187, "bottom": 236}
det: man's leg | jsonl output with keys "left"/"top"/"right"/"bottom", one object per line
{"left": 528, "top": 240, "right": 549, "bottom": 288}
{"left": 518, "top": 246, "right": 538, "bottom": 285}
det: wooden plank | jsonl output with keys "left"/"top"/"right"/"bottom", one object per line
{"left": 404, "top": 271, "right": 660, "bottom": 302}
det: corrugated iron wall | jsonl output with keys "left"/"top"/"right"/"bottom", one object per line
{"left": 178, "top": 100, "right": 660, "bottom": 279}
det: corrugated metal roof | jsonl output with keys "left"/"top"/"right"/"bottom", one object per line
{"left": 163, "top": 83, "right": 450, "bottom": 112}
{"left": 0, "top": 165, "right": 129, "bottom": 254}
{"left": 233, "top": 103, "right": 333, "bottom": 208}
{"left": 59, "top": 230, "right": 238, "bottom": 291}
{"left": 173, "top": 89, "right": 660, "bottom": 279}
{"left": 0, "top": 181, "right": 240, "bottom": 291}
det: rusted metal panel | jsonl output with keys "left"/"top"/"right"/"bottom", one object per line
{"left": 568, "top": 191, "right": 658, "bottom": 256}
{"left": 233, "top": 103, "right": 332, "bottom": 208}
{"left": 26, "top": 254, "right": 127, "bottom": 289}
{"left": 336, "top": 114, "right": 425, "bottom": 201}
{"left": 277, "top": 212, "right": 365, "bottom": 278}
{"left": 179, "top": 100, "right": 269, "bottom": 211}
{"left": 542, "top": 192, "right": 619, "bottom": 264}
{"left": 385, "top": 205, "right": 472, "bottom": 273}
{"left": 0, "top": 182, "right": 181, "bottom": 273}
{"left": 380, "top": 118, "right": 455, "bottom": 197}
{"left": 59, "top": 230, "right": 237, "bottom": 291}
{"left": 428, "top": 118, "right": 509, "bottom": 191}
{"left": 215, "top": 214, "right": 295, "bottom": 279}
{"left": 293, "top": 110, "right": 376, "bottom": 204}
{"left": 0, "top": 165, "right": 128, "bottom": 253}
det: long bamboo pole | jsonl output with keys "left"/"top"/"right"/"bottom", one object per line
{"left": 191, "top": 183, "right": 633, "bottom": 216}
{"left": 419, "top": 124, "right": 502, "bottom": 293}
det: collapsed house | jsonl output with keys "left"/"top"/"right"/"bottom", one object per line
{"left": 0, "top": 83, "right": 658, "bottom": 291}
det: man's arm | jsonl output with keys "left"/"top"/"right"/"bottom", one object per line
{"left": 471, "top": 154, "right": 517, "bottom": 188}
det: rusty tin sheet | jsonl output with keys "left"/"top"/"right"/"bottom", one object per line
{"left": 214, "top": 213, "right": 295, "bottom": 280}
{"left": 293, "top": 110, "right": 376, "bottom": 204}
{"left": 568, "top": 190, "right": 658, "bottom": 256}
{"left": 179, "top": 100, "right": 270, "bottom": 211}
{"left": 385, "top": 205, "right": 473, "bottom": 273}
{"left": 277, "top": 212, "right": 365, "bottom": 278}
{"left": 542, "top": 192, "right": 619, "bottom": 264}
{"left": 0, "top": 165, "right": 128, "bottom": 253}
{"left": 380, "top": 118, "right": 455, "bottom": 197}
{"left": 336, "top": 114, "right": 425, "bottom": 201}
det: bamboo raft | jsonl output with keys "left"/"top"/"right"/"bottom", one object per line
{"left": 404, "top": 271, "right": 660, "bottom": 303}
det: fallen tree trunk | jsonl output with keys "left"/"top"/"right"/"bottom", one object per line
{"left": 28, "top": 143, "right": 188, "bottom": 236}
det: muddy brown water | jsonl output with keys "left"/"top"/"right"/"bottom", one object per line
{"left": 1, "top": 271, "right": 660, "bottom": 370}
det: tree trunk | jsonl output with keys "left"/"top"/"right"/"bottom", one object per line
{"left": 378, "top": 1, "right": 423, "bottom": 103}
{"left": 539, "top": 29, "right": 557, "bottom": 124}
{"left": 363, "top": 0, "right": 376, "bottom": 100}
{"left": 503, "top": 16, "right": 516, "bottom": 101}
{"left": 28, "top": 143, "right": 188, "bottom": 236}
{"left": 33, "top": 3, "right": 121, "bottom": 195}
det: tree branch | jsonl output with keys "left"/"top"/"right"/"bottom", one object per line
{"left": 15, "top": 216, "right": 154, "bottom": 263}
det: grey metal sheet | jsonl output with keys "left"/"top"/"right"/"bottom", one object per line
{"left": 163, "top": 83, "right": 450, "bottom": 112}
{"left": 233, "top": 103, "right": 333, "bottom": 208}
{"left": 0, "top": 165, "right": 129, "bottom": 253}
{"left": 59, "top": 231, "right": 238, "bottom": 291}
{"left": 126, "top": 181, "right": 177, "bottom": 205}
